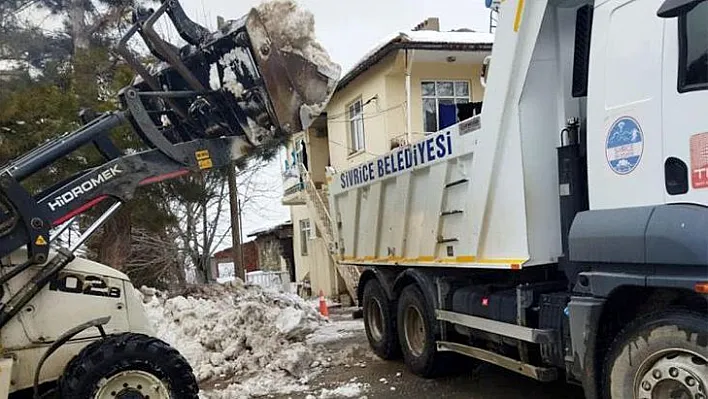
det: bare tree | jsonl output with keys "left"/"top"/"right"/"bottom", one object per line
{"left": 123, "top": 228, "right": 186, "bottom": 290}
{"left": 158, "top": 155, "right": 284, "bottom": 284}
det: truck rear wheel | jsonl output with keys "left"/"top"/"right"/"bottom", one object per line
{"left": 397, "top": 284, "right": 444, "bottom": 378}
{"left": 363, "top": 279, "right": 400, "bottom": 360}
{"left": 59, "top": 332, "right": 199, "bottom": 399}
{"left": 604, "top": 310, "right": 708, "bottom": 399}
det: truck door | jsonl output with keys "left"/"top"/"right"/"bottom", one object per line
{"left": 587, "top": 0, "right": 666, "bottom": 210}
{"left": 661, "top": 0, "right": 708, "bottom": 205}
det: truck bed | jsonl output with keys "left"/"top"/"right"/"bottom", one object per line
{"left": 328, "top": 114, "right": 562, "bottom": 270}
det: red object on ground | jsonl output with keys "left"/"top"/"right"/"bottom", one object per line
{"left": 319, "top": 290, "right": 329, "bottom": 317}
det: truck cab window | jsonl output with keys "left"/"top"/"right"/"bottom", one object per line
{"left": 679, "top": 1, "right": 708, "bottom": 91}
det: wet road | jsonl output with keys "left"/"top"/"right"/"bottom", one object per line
{"left": 277, "top": 311, "right": 587, "bottom": 399}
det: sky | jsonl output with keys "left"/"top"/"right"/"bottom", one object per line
{"left": 19, "top": 0, "right": 493, "bottom": 244}
{"left": 180, "top": 0, "right": 492, "bottom": 72}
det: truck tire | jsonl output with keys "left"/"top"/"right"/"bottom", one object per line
{"left": 58, "top": 332, "right": 199, "bottom": 399}
{"left": 362, "top": 279, "right": 400, "bottom": 360}
{"left": 397, "top": 284, "right": 444, "bottom": 378}
{"left": 604, "top": 310, "right": 708, "bottom": 399}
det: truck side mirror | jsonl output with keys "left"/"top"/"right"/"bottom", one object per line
{"left": 657, "top": 0, "right": 704, "bottom": 18}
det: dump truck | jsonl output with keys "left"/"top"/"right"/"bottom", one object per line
{"left": 328, "top": 1, "right": 707, "bottom": 398}
{"left": 0, "top": 0, "right": 339, "bottom": 397}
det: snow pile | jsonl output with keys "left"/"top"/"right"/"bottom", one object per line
{"left": 254, "top": 0, "right": 341, "bottom": 129}
{"left": 139, "top": 282, "right": 329, "bottom": 397}
{"left": 255, "top": 0, "right": 340, "bottom": 78}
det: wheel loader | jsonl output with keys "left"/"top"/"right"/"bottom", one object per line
{"left": 0, "top": 1, "right": 340, "bottom": 397}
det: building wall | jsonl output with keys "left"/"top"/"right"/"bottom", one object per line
{"left": 212, "top": 240, "right": 260, "bottom": 279}
{"left": 305, "top": 129, "right": 330, "bottom": 184}
{"left": 326, "top": 51, "right": 486, "bottom": 172}
{"left": 290, "top": 204, "right": 338, "bottom": 297}
{"left": 256, "top": 235, "right": 286, "bottom": 272}
{"left": 385, "top": 53, "right": 486, "bottom": 145}
{"left": 326, "top": 54, "right": 397, "bottom": 170}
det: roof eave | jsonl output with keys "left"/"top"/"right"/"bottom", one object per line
{"left": 335, "top": 40, "right": 493, "bottom": 92}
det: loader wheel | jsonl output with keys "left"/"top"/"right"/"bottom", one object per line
{"left": 604, "top": 310, "right": 708, "bottom": 399}
{"left": 363, "top": 279, "right": 400, "bottom": 360}
{"left": 397, "top": 285, "right": 445, "bottom": 378}
{"left": 58, "top": 332, "right": 198, "bottom": 399}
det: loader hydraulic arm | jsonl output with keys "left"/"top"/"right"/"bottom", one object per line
{"left": 0, "top": 0, "right": 339, "bottom": 267}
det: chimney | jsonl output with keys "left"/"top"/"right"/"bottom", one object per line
{"left": 412, "top": 17, "right": 440, "bottom": 32}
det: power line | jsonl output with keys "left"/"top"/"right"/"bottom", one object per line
{"left": 323, "top": 95, "right": 379, "bottom": 120}
{"left": 326, "top": 103, "right": 405, "bottom": 123}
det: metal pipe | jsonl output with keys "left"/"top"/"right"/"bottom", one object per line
{"left": 405, "top": 50, "right": 415, "bottom": 145}
{"left": 69, "top": 201, "right": 122, "bottom": 252}
{"left": 10, "top": 113, "right": 126, "bottom": 181}
{"left": 142, "top": 1, "right": 206, "bottom": 92}
{"left": 50, "top": 217, "right": 77, "bottom": 243}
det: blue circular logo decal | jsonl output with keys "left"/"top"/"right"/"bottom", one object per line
{"left": 606, "top": 116, "right": 644, "bottom": 175}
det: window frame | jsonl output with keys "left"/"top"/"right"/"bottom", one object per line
{"left": 421, "top": 80, "right": 472, "bottom": 133}
{"left": 677, "top": 2, "right": 708, "bottom": 93}
{"left": 347, "top": 98, "right": 365, "bottom": 154}
{"left": 299, "top": 219, "right": 312, "bottom": 256}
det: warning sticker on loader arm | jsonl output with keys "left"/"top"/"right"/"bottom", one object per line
{"left": 690, "top": 132, "right": 708, "bottom": 189}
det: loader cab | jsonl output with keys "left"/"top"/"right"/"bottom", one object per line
{"left": 586, "top": 0, "right": 708, "bottom": 210}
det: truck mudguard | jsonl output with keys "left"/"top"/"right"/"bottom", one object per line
{"left": 392, "top": 269, "right": 439, "bottom": 310}
{"left": 569, "top": 204, "right": 708, "bottom": 266}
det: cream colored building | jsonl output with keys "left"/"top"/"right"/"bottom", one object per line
{"left": 282, "top": 19, "right": 493, "bottom": 301}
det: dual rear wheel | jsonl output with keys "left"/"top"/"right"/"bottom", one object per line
{"left": 362, "top": 281, "right": 446, "bottom": 377}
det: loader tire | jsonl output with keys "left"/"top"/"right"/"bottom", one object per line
{"left": 397, "top": 284, "right": 446, "bottom": 378}
{"left": 58, "top": 332, "right": 199, "bottom": 399}
{"left": 363, "top": 279, "right": 400, "bottom": 360}
{"left": 603, "top": 310, "right": 708, "bottom": 399}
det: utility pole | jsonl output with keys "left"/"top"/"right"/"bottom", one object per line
{"left": 227, "top": 164, "right": 244, "bottom": 280}
{"left": 217, "top": 14, "right": 244, "bottom": 281}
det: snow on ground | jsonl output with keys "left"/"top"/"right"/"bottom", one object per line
{"left": 307, "top": 317, "right": 365, "bottom": 346}
{"left": 312, "top": 382, "right": 370, "bottom": 399}
{"left": 139, "top": 281, "right": 366, "bottom": 398}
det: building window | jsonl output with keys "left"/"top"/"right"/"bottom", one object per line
{"left": 421, "top": 80, "right": 470, "bottom": 132}
{"left": 348, "top": 98, "right": 365, "bottom": 153}
{"left": 678, "top": 1, "right": 708, "bottom": 92}
{"left": 299, "top": 219, "right": 312, "bottom": 256}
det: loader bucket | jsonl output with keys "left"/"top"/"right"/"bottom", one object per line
{"left": 245, "top": 6, "right": 340, "bottom": 135}
{"left": 201, "top": 0, "right": 341, "bottom": 146}
{"left": 117, "top": 0, "right": 340, "bottom": 148}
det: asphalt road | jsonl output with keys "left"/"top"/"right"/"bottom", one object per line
{"left": 277, "top": 312, "right": 587, "bottom": 399}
